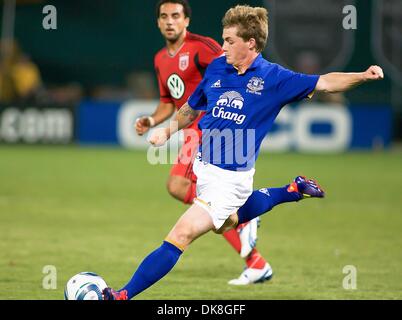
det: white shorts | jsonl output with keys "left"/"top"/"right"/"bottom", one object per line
{"left": 192, "top": 158, "right": 255, "bottom": 230}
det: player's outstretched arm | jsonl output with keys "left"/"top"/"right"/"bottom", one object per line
{"left": 135, "top": 101, "right": 175, "bottom": 136}
{"left": 315, "top": 65, "right": 384, "bottom": 93}
{"left": 148, "top": 103, "right": 200, "bottom": 147}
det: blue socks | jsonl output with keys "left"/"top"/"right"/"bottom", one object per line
{"left": 237, "top": 186, "right": 302, "bottom": 224}
{"left": 119, "top": 241, "right": 182, "bottom": 299}
{"left": 119, "top": 186, "right": 301, "bottom": 299}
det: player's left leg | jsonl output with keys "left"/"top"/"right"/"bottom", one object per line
{"left": 236, "top": 176, "right": 325, "bottom": 225}
{"left": 219, "top": 176, "right": 324, "bottom": 285}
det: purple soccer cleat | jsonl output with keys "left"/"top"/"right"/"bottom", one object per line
{"left": 102, "top": 288, "right": 128, "bottom": 300}
{"left": 287, "top": 176, "right": 325, "bottom": 199}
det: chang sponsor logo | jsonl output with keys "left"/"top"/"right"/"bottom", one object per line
{"left": 216, "top": 91, "right": 244, "bottom": 109}
{"left": 212, "top": 91, "right": 246, "bottom": 124}
{"left": 211, "top": 107, "right": 246, "bottom": 125}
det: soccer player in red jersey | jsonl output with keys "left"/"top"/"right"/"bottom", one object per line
{"left": 135, "top": 0, "right": 271, "bottom": 285}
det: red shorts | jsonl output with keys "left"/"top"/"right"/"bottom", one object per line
{"left": 170, "top": 117, "right": 202, "bottom": 183}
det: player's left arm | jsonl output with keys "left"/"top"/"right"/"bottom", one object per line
{"left": 315, "top": 65, "right": 384, "bottom": 93}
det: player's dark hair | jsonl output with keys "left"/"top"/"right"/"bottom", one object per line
{"left": 156, "top": 0, "right": 192, "bottom": 19}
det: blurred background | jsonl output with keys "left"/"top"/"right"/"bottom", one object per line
{"left": 0, "top": 0, "right": 400, "bottom": 148}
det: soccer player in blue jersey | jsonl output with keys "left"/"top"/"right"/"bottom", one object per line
{"left": 103, "top": 5, "right": 384, "bottom": 300}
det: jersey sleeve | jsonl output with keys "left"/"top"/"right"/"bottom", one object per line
{"left": 154, "top": 58, "right": 173, "bottom": 104}
{"left": 197, "top": 37, "right": 223, "bottom": 67}
{"left": 187, "top": 72, "right": 209, "bottom": 111}
{"left": 276, "top": 66, "right": 320, "bottom": 105}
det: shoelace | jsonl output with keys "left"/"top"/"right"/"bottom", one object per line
{"left": 308, "top": 179, "right": 323, "bottom": 192}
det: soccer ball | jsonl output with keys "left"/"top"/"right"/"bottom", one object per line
{"left": 64, "top": 272, "right": 108, "bottom": 300}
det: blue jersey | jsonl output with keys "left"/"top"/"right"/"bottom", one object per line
{"left": 188, "top": 54, "right": 319, "bottom": 171}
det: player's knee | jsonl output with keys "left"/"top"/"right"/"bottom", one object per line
{"left": 167, "top": 176, "right": 188, "bottom": 200}
{"left": 166, "top": 177, "right": 177, "bottom": 196}
{"left": 168, "top": 227, "right": 194, "bottom": 248}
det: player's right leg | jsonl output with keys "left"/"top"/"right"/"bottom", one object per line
{"left": 170, "top": 149, "right": 271, "bottom": 285}
{"left": 103, "top": 203, "right": 215, "bottom": 300}
{"left": 169, "top": 129, "right": 272, "bottom": 285}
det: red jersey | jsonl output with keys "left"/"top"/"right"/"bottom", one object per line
{"left": 154, "top": 32, "right": 223, "bottom": 110}
{"left": 154, "top": 33, "right": 222, "bottom": 190}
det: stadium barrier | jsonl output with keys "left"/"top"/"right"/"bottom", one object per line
{"left": 78, "top": 100, "right": 392, "bottom": 152}
{"left": 0, "top": 100, "right": 392, "bottom": 151}
{"left": 0, "top": 104, "right": 75, "bottom": 144}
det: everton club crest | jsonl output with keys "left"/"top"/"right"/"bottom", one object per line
{"left": 179, "top": 52, "right": 190, "bottom": 71}
{"left": 247, "top": 77, "right": 264, "bottom": 95}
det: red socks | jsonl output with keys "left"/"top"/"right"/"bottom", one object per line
{"left": 222, "top": 229, "right": 267, "bottom": 269}
{"left": 244, "top": 248, "right": 266, "bottom": 269}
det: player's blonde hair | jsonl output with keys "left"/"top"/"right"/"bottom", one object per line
{"left": 222, "top": 5, "right": 268, "bottom": 53}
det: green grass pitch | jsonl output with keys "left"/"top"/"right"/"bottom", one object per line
{"left": 0, "top": 145, "right": 401, "bottom": 300}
